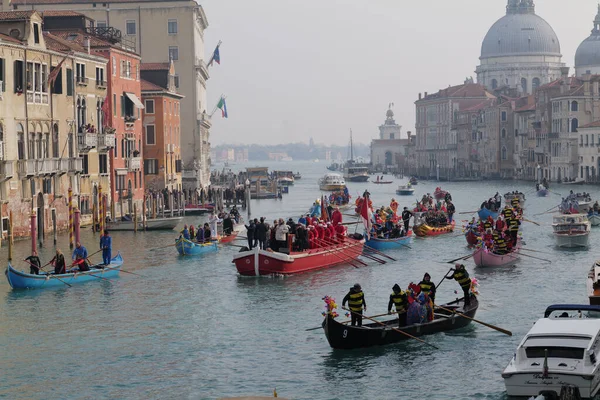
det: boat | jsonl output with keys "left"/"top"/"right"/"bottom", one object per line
{"left": 413, "top": 220, "right": 455, "bottom": 237}
{"left": 322, "top": 295, "right": 478, "bottom": 350}
{"left": 477, "top": 207, "right": 498, "bottom": 221}
{"left": 5, "top": 253, "right": 123, "bottom": 290}
{"left": 184, "top": 204, "right": 213, "bottom": 215}
{"left": 293, "top": 172, "right": 301, "bottom": 180}
{"left": 274, "top": 170, "right": 295, "bottom": 186}
{"left": 504, "top": 192, "right": 525, "bottom": 206}
{"left": 319, "top": 173, "right": 346, "bottom": 191}
{"left": 396, "top": 185, "right": 415, "bottom": 196}
{"left": 218, "top": 231, "right": 239, "bottom": 244}
{"left": 502, "top": 304, "right": 600, "bottom": 399}
{"left": 552, "top": 214, "right": 590, "bottom": 248}
{"left": 537, "top": 185, "right": 549, "bottom": 197}
{"left": 232, "top": 237, "right": 364, "bottom": 276}
{"left": 175, "top": 237, "right": 219, "bottom": 256}
{"left": 343, "top": 130, "right": 370, "bottom": 182}
{"left": 327, "top": 162, "right": 342, "bottom": 172}
{"left": 587, "top": 261, "right": 600, "bottom": 305}
{"left": 588, "top": 213, "right": 600, "bottom": 227}
{"left": 365, "top": 231, "right": 413, "bottom": 250}
{"left": 409, "top": 177, "right": 418, "bottom": 185}
{"left": 107, "top": 216, "right": 183, "bottom": 231}
{"left": 433, "top": 187, "right": 449, "bottom": 200}
{"left": 465, "top": 229, "right": 480, "bottom": 246}
{"left": 570, "top": 194, "right": 593, "bottom": 214}
{"left": 373, "top": 180, "right": 393, "bottom": 185}
{"left": 473, "top": 245, "right": 520, "bottom": 268}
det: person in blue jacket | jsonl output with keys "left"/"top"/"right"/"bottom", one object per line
{"left": 100, "top": 230, "right": 112, "bottom": 265}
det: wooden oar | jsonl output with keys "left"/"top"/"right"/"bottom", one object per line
{"left": 306, "top": 311, "right": 398, "bottom": 331}
{"left": 342, "top": 307, "right": 439, "bottom": 349}
{"left": 22, "top": 259, "right": 73, "bottom": 287}
{"left": 434, "top": 304, "right": 512, "bottom": 336}
{"left": 363, "top": 244, "right": 397, "bottom": 261}
{"left": 435, "top": 268, "right": 454, "bottom": 288}
{"left": 522, "top": 218, "right": 540, "bottom": 226}
{"left": 458, "top": 210, "right": 479, "bottom": 215}
{"left": 519, "top": 247, "right": 553, "bottom": 255}
{"left": 329, "top": 240, "right": 387, "bottom": 264}
{"left": 514, "top": 251, "right": 552, "bottom": 263}
{"left": 313, "top": 238, "right": 366, "bottom": 268}
{"left": 341, "top": 221, "right": 361, "bottom": 225}
{"left": 446, "top": 253, "right": 473, "bottom": 264}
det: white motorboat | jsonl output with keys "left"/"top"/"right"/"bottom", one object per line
{"left": 588, "top": 214, "right": 600, "bottom": 227}
{"left": 107, "top": 216, "right": 183, "bottom": 231}
{"left": 319, "top": 173, "right": 346, "bottom": 191}
{"left": 552, "top": 214, "right": 590, "bottom": 248}
{"left": 502, "top": 304, "right": 600, "bottom": 399}
{"left": 396, "top": 185, "right": 415, "bottom": 195}
{"left": 587, "top": 261, "right": 600, "bottom": 306}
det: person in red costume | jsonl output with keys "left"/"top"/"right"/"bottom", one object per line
{"left": 326, "top": 222, "right": 336, "bottom": 242}
{"left": 331, "top": 206, "right": 343, "bottom": 226}
{"left": 335, "top": 224, "right": 347, "bottom": 239}
{"left": 495, "top": 217, "right": 504, "bottom": 232}
{"left": 315, "top": 223, "right": 325, "bottom": 241}
{"left": 308, "top": 226, "right": 316, "bottom": 249}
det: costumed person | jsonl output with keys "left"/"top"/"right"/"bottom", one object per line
{"left": 390, "top": 198, "right": 399, "bottom": 216}
{"left": 401, "top": 207, "right": 413, "bottom": 232}
{"left": 418, "top": 272, "right": 436, "bottom": 303}
{"left": 342, "top": 283, "right": 367, "bottom": 327}
{"left": 189, "top": 225, "right": 195, "bottom": 240}
{"left": 51, "top": 249, "right": 66, "bottom": 275}
{"left": 446, "top": 264, "right": 472, "bottom": 306}
{"left": 446, "top": 201, "right": 455, "bottom": 224}
{"left": 222, "top": 214, "right": 233, "bottom": 236}
{"left": 209, "top": 212, "right": 222, "bottom": 239}
{"left": 25, "top": 250, "right": 41, "bottom": 275}
{"left": 99, "top": 230, "right": 112, "bottom": 265}
{"left": 331, "top": 206, "right": 343, "bottom": 226}
{"left": 181, "top": 224, "right": 190, "bottom": 240}
{"left": 388, "top": 283, "right": 408, "bottom": 327}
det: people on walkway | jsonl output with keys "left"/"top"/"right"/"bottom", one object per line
{"left": 25, "top": 250, "right": 41, "bottom": 275}
{"left": 343, "top": 283, "right": 367, "bottom": 327}
{"left": 99, "top": 230, "right": 112, "bottom": 265}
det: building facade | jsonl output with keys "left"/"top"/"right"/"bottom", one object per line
{"left": 8, "top": 0, "right": 212, "bottom": 191}
{"left": 141, "top": 62, "right": 183, "bottom": 192}
{"left": 370, "top": 107, "right": 411, "bottom": 173}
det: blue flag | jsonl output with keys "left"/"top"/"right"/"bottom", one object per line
{"left": 209, "top": 44, "right": 221, "bottom": 67}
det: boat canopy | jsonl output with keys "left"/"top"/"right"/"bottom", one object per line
{"left": 545, "top": 304, "right": 600, "bottom": 318}
{"left": 553, "top": 214, "right": 589, "bottom": 224}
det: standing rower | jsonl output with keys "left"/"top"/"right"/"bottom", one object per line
{"left": 342, "top": 283, "right": 367, "bottom": 327}
{"left": 25, "top": 250, "right": 41, "bottom": 275}
{"left": 418, "top": 273, "right": 436, "bottom": 303}
{"left": 446, "top": 264, "right": 472, "bottom": 306}
{"left": 99, "top": 230, "right": 112, "bottom": 265}
{"left": 388, "top": 284, "right": 408, "bottom": 327}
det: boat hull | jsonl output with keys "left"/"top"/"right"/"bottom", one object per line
{"left": 323, "top": 295, "right": 478, "bottom": 349}
{"left": 537, "top": 189, "right": 549, "bottom": 197}
{"left": 396, "top": 188, "right": 415, "bottom": 195}
{"left": 589, "top": 214, "right": 600, "bottom": 226}
{"left": 346, "top": 175, "right": 370, "bottom": 182}
{"left": 465, "top": 231, "right": 479, "bottom": 246}
{"left": 5, "top": 253, "right": 123, "bottom": 290}
{"left": 414, "top": 221, "right": 455, "bottom": 237}
{"left": 365, "top": 233, "right": 413, "bottom": 250}
{"left": 579, "top": 201, "right": 593, "bottom": 214}
{"left": 219, "top": 231, "right": 239, "bottom": 244}
{"left": 503, "top": 371, "right": 600, "bottom": 398}
{"left": 373, "top": 181, "right": 393, "bottom": 185}
{"left": 107, "top": 217, "right": 183, "bottom": 231}
{"left": 554, "top": 232, "right": 590, "bottom": 248}
{"left": 477, "top": 208, "right": 498, "bottom": 221}
{"left": 473, "top": 247, "right": 519, "bottom": 267}
{"left": 175, "top": 238, "right": 218, "bottom": 255}
{"left": 232, "top": 238, "right": 364, "bottom": 276}
{"left": 320, "top": 184, "right": 346, "bottom": 191}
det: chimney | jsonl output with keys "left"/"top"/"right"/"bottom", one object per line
{"left": 424, "top": 92, "right": 428, "bottom": 97}
{"left": 560, "top": 67, "right": 570, "bottom": 95}
{"left": 84, "top": 37, "right": 90, "bottom": 54}
{"left": 418, "top": 93, "right": 422, "bottom": 100}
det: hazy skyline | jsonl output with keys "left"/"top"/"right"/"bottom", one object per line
{"left": 204, "top": 0, "right": 597, "bottom": 146}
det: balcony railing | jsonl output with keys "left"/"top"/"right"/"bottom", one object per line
{"left": 0, "top": 160, "right": 14, "bottom": 181}
{"left": 127, "top": 157, "right": 141, "bottom": 171}
{"left": 76, "top": 76, "right": 89, "bottom": 86}
{"left": 17, "top": 159, "right": 37, "bottom": 177}
{"left": 37, "top": 158, "right": 58, "bottom": 175}
{"left": 96, "top": 80, "right": 107, "bottom": 89}
{"left": 78, "top": 133, "right": 97, "bottom": 152}
{"left": 69, "top": 157, "right": 83, "bottom": 173}
{"left": 98, "top": 133, "right": 115, "bottom": 150}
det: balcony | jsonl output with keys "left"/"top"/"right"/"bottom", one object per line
{"left": 96, "top": 80, "right": 107, "bottom": 89}
{"left": 76, "top": 76, "right": 89, "bottom": 86}
{"left": 195, "top": 58, "right": 209, "bottom": 80}
{"left": 69, "top": 157, "right": 83, "bottom": 174}
{"left": 0, "top": 160, "right": 14, "bottom": 181}
{"left": 17, "top": 159, "right": 37, "bottom": 177}
{"left": 126, "top": 156, "right": 141, "bottom": 171}
{"left": 78, "top": 133, "right": 97, "bottom": 152}
{"left": 58, "top": 158, "right": 69, "bottom": 175}
{"left": 37, "top": 158, "right": 58, "bottom": 175}
{"left": 447, "top": 143, "right": 458, "bottom": 150}
{"left": 26, "top": 91, "right": 49, "bottom": 105}
{"left": 198, "top": 112, "right": 212, "bottom": 130}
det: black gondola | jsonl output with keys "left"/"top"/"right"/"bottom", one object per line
{"left": 322, "top": 295, "right": 478, "bottom": 349}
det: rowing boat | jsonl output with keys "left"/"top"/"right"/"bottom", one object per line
{"left": 107, "top": 216, "right": 183, "bottom": 231}
{"left": 473, "top": 246, "right": 520, "bottom": 268}
{"left": 5, "top": 253, "right": 123, "bottom": 290}
{"left": 477, "top": 207, "right": 498, "bottom": 221}
{"left": 218, "top": 231, "right": 239, "bottom": 244}
{"left": 175, "top": 237, "right": 218, "bottom": 256}
{"left": 365, "top": 231, "right": 413, "bottom": 250}
{"left": 322, "top": 295, "right": 478, "bottom": 349}
{"left": 413, "top": 220, "right": 455, "bottom": 237}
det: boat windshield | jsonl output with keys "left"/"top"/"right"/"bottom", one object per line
{"left": 525, "top": 346, "right": 585, "bottom": 359}
{"left": 547, "top": 309, "right": 600, "bottom": 319}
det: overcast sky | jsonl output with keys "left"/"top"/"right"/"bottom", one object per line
{"left": 203, "top": 0, "right": 596, "bottom": 146}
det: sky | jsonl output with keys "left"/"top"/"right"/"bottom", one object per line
{"left": 202, "top": 0, "right": 597, "bottom": 146}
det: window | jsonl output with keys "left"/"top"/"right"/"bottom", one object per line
{"left": 521, "top": 78, "right": 527, "bottom": 93}
{"left": 501, "top": 111, "right": 507, "bottom": 122}
{"left": 525, "top": 347, "right": 584, "bottom": 360}
{"left": 175, "top": 159, "right": 182, "bottom": 172}
{"left": 33, "top": 23, "right": 40, "bottom": 44}
{"left": 121, "top": 95, "right": 125, "bottom": 117}
{"left": 144, "top": 159, "right": 158, "bottom": 174}
{"left": 97, "top": 21, "right": 107, "bottom": 28}
{"left": 76, "top": 63, "right": 86, "bottom": 84}
{"left": 126, "top": 20, "right": 136, "bottom": 35}
{"left": 146, "top": 125, "right": 156, "bottom": 145}
{"left": 52, "top": 124, "right": 58, "bottom": 158}
{"left": 501, "top": 129, "right": 506, "bottom": 138}
{"left": 168, "top": 46, "right": 179, "bottom": 61}
{"left": 17, "top": 124, "right": 25, "bottom": 160}
{"left": 95, "top": 67, "right": 104, "bottom": 85}
{"left": 174, "top": 74, "right": 179, "bottom": 88}
{"left": 50, "top": 66, "right": 63, "bottom": 94}
{"left": 112, "top": 56, "right": 116, "bottom": 76}
{"left": 113, "top": 93, "right": 117, "bottom": 116}
{"left": 145, "top": 99, "right": 154, "bottom": 114}
{"left": 501, "top": 146, "right": 507, "bottom": 160}
{"left": 572, "top": 101, "right": 579, "bottom": 112}
{"left": 532, "top": 77, "right": 540, "bottom": 91}
{"left": 572, "top": 118, "right": 579, "bottom": 133}
{"left": 0, "top": 58, "right": 5, "bottom": 92}
{"left": 66, "top": 68, "right": 73, "bottom": 95}
{"left": 491, "top": 79, "right": 498, "bottom": 89}
{"left": 586, "top": 134, "right": 589, "bottom": 146}
{"left": 168, "top": 19, "right": 178, "bottom": 34}
{"left": 82, "top": 154, "right": 89, "bottom": 174}
{"left": 99, "top": 154, "right": 108, "bottom": 174}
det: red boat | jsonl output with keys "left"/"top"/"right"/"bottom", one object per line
{"left": 434, "top": 188, "right": 449, "bottom": 200}
{"left": 465, "top": 230, "right": 480, "bottom": 246}
{"left": 232, "top": 237, "right": 365, "bottom": 276}
{"left": 219, "top": 231, "right": 239, "bottom": 244}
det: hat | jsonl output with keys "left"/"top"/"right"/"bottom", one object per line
{"left": 392, "top": 283, "right": 401, "bottom": 293}
{"left": 423, "top": 273, "right": 431, "bottom": 279}
{"left": 353, "top": 283, "right": 361, "bottom": 290}
{"left": 403, "top": 207, "right": 408, "bottom": 210}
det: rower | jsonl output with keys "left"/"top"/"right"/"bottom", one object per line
{"left": 72, "top": 241, "right": 90, "bottom": 271}
{"left": 51, "top": 249, "right": 66, "bottom": 275}
{"left": 342, "top": 283, "right": 367, "bottom": 327}
{"left": 25, "top": 250, "right": 41, "bottom": 275}
{"left": 181, "top": 224, "right": 190, "bottom": 240}
{"left": 494, "top": 235, "right": 508, "bottom": 255}
{"left": 388, "top": 284, "right": 408, "bottom": 327}
{"left": 446, "top": 264, "right": 472, "bottom": 306}
{"left": 418, "top": 273, "right": 436, "bottom": 303}
{"left": 99, "top": 230, "right": 112, "bottom": 265}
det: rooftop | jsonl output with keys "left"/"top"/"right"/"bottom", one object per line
{"left": 41, "top": 10, "right": 85, "bottom": 17}
{"left": 418, "top": 83, "right": 494, "bottom": 102}
{"left": 12, "top": 0, "right": 188, "bottom": 4}
{"left": 0, "top": 10, "right": 36, "bottom": 20}
{"left": 141, "top": 63, "right": 170, "bottom": 71}
{"left": 140, "top": 79, "right": 165, "bottom": 92}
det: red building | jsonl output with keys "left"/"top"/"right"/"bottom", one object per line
{"left": 51, "top": 29, "right": 144, "bottom": 218}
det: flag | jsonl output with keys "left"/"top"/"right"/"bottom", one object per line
{"left": 208, "top": 43, "right": 221, "bottom": 67}
{"left": 360, "top": 195, "right": 372, "bottom": 239}
{"left": 47, "top": 52, "right": 71, "bottom": 88}
{"left": 216, "top": 97, "right": 228, "bottom": 118}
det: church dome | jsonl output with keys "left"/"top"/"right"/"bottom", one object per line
{"left": 480, "top": 1, "right": 561, "bottom": 59}
{"left": 575, "top": 6, "right": 600, "bottom": 71}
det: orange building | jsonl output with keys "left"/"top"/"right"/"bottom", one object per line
{"left": 141, "top": 63, "right": 183, "bottom": 191}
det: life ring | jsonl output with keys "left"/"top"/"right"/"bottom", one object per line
{"left": 264, "top": 259, "right": 269, "bottom": 265}
{"left": 246, "top": 259, "right": 251, "bottom": 264}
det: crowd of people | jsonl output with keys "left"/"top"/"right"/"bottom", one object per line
{"left": 560, "top": 190, "right": 592, "bottom": 214}
{"left": 465, "top": 197, "right": 522, "bottom": 255}
{"left": 412, "top": 192, "right": 456, "bottom": 227}
{"left": 369, "top": 199, "right": 413, "bottom": 239}
{"left": 328, "top": 188, "right": 351, "bottom": 206}
{"left": 480, "top": 192, "right": 502, "bottom": 212}
{"left": 342, "top": 265, "right": 474, "bottom": 327}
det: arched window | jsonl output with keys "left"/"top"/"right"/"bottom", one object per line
{"left": 532, "top": 77, "right": 540, "bottom": 91}
{"left": 571, "top": 101, "right": 579, "bottom": 112}
{"left": 0, "top": 123, "right": 3, "bottom": 160}
{"left": 28, "top": 126, "right": 35, "bottom": 159}
{"left": 521, "top": 78, "right": 527, "bottom": 93}
{"left": 52, "top": 123, "right": 59, "bottom": 158}
{"left": 501, "top": 146, "right": 507, "bottom": 160}
{"left": 501, "top": 128, "right": 506, "bottom": 138}
{"left": 43, "top": 124, "right": 49, "bottom": 158}
{"left": 572, "top": 118, "right": 579, "bottom": 133}
{"left": 17, "top": 124, "right": 25, "bottom": 160}
{"left": 36, "top": 132, "right": 42, "bottom": 159}
{"left": 491, "top": 79, "right": 498, "bottom": 89}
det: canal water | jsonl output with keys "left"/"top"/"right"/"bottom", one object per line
{"left": 1, "top": 161, "right": 598, "bottom": 399}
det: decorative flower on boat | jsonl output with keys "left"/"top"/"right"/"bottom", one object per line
{"left": 470, "top": 278, "right": 480, "bottom": 296}
{"left": 322, "top": 295, "right": 339, "bottom": 318}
